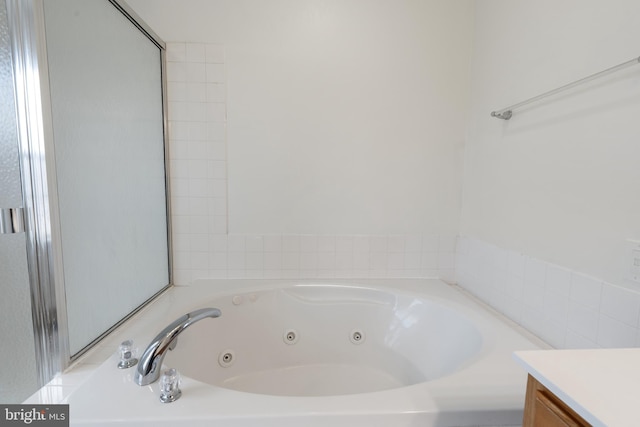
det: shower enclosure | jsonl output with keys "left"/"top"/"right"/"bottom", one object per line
{"left": 0, "top": 0, "right": 38, "bottom": 403}
{"left": 0, "top": 0, "right": 170, "bottom": 402}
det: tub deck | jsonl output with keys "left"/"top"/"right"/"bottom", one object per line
{"left": 26, "top": 279, "right": 548, "bottom": 427}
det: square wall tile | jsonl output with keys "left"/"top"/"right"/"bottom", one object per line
{"left": 166, "top": 42, "right": 186, "bottom": 62}
{"left": 567, "top": 302, "right": 599, "bottom": 343}
{"left": 282, "top": 235, "right": 301, "bottom": 252}
{"left": 264, "top": 235, "right": 282, "bottom": 252}
{"left": 570, "top": 273, "right": 602, "bottom": 310}
{"left": 422, "top": 235, "right": 438, "bottom": 252}
{"left": 186, "top": 43, "right": 206, "bottom": 62}
{"left": 206, "top": 64, "right": 226, "bottom": 82}
{"left": 369, "top": 236, "right": 387, "bottom": 252}
{"left": 245, "top": 235, "right": 264, "bottom": 252}
{"left": 600, "top": 283, "right": 640, "bottom": 327}
{"left": 597, "top": 314, "right": 637, "bottom": 348}
{"left": 335, "top": 236, "right": 354, "bottom": 252}
{"left": 545, "top": 264, "right": 572, "bottom": 297}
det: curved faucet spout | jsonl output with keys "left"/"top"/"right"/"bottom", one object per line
{"left": 134, "top": 307, "right": 221, "bottom": 386}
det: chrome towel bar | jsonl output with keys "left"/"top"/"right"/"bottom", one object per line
{"left": 491, "top": 56, "right": 640, "bottom": 120}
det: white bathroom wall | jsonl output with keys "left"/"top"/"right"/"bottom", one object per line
{"left": 128, "top": 0, "right": 473, "bottom": 235}
{"left": 165, "top": 42, "right": 457, "bottom": 284}
{"left": 462, "top": 0, "right": 640, "bottom": 288}
{"left": 222, "top": 1, "right": 473, "bottom": 236}
{"left": 459, "top": 0, "right": 640, "bottom": 347}
{"left": 127, "top": 1, "right": 473, "bottom": 284}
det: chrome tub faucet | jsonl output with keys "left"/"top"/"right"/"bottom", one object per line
{"left": 134, "top": 307, "right": 222, "bottom": 386}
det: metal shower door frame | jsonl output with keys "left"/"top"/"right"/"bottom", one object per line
{"left": 6, "top": 0, "right": 172, "bottom": 388}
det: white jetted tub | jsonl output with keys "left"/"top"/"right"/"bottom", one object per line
{"left": 54, "top": 279, "right": 547, "bottom": 426}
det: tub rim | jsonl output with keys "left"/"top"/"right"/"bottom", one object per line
{"left": 27, "top": 278, "right": 550, "bottom": 426}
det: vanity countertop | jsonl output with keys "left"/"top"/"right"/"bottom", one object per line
{"left": 514, "top": 348, "right": 640, "bottom": 427}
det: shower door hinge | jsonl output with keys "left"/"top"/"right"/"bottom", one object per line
{"left": 0, "top": 207, "right": 25, "bottom": 233}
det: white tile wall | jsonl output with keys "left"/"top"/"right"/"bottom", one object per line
{"left": 192, "top": 233, "right": 455, "bottom": 282}
{"left": 167, "top": 42, "right": 227, "bottom": 284}
{"left": 167, "top": 42, "right": 456, "bottom": 285}
{"left": 456, "top": 236, "right": 640, "bottom": 349}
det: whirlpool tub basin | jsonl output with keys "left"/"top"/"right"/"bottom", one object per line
{"left": 61, "top": 279, "right": 548, "bottom": 427}
{"left": 164, "top": 284, "right": 484, "bottom": 396}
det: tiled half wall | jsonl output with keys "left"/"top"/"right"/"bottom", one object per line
{"left": 175, "top": 233, "right": 457, "bottom": 284}
{"left": 456, "top": 236, "right": 640, "bottom": 349}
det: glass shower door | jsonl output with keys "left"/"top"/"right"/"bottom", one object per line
{"left": 0, "top": 0, "right": 170, "bottom": 401}
{"left": 0, "top": 0, "right": 39, "bottom": 403}
{"left": 42, "top": 0, "right": 170, "bottom": 356}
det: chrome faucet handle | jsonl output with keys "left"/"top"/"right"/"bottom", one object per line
{"left": 117, "top": 340, "right": 138, "bottom": 369}
{"left": 159, "top": 368, "right": 182, "bottom": 403}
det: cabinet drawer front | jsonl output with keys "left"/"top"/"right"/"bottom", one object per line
{"left": 534, "top": 390, "right": 583, "bottom": 427}
{"left": 523, "top": 375, "right": 591, "bottom": 427}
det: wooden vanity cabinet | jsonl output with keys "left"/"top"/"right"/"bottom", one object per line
{"left": 523, "top": 375, "right": 592, "bottom": 427}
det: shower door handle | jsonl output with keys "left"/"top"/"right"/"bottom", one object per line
{"left": 0, "top": 207, "right": 25, "bottom": 233}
